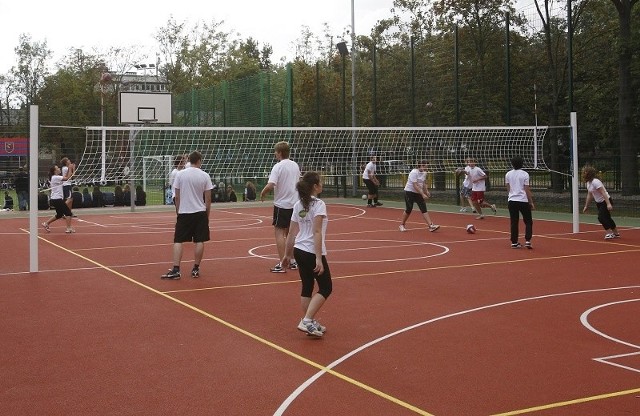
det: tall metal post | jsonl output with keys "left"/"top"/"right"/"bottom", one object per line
{"left": 350, "top": 0, "right": 358, "bottom": 196}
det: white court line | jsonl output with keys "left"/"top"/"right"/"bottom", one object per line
{"left": 274, "top": 285, "right": 640, "bottom": 415}
{"left": 580, "top": 299, "right": 640, "bottom": 373}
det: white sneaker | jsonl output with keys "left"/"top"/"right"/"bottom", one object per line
{"left": 459, "top": 207, "right": 468, "bottom": 212}
{"left": 604, "top": 233, "right": 615, "bottom": 240}
{"left": 297, "top": 318, "right": 326, "bottom": 333}
{"left": 399, "top": 224, "right": 406, "bottom": 232}
{"left": 297, "top": 319, "right": 324, "bottom": 337}
{"left": 429, "top": 224, "right": 440, "bottom": 232}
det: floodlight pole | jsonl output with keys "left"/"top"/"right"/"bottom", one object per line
{"left": 350, "top": 0, "right": 358, "bottom": 197}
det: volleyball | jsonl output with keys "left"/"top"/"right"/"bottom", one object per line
{"left": 466, "top": 224, "right": 476, "bottom": 234}
{"left": 362, "top": 194, "right": 367, "bottom": 200}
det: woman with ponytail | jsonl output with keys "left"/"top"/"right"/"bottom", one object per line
{"left": 282, "top": 171, "right": 332, "bottom": 337}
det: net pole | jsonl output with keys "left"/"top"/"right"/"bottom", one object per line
{"left": 101, "top": 128, "right": 107, "bottom": 183}
{"left": 570, "top": 112, "right": 579, "bottom": 233}
{"left": 29, "top": 105, "right": 39, "bottom": 272}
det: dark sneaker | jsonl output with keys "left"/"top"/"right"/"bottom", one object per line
{"left": 191, "top": 268, "right": 200, "bottom": 278}
{"left": 161, "top": 269, "right": 181, "bottom": 280}
{"left": 525, "top": 241, "right": 532, "bottom": 249}
{"left": 367, "top": 203, "right": 375, "bottom": 208}
{"left": 270, "top": 263, "right": 286, "bottom": 273}
{"left": 374, "top": 202, "right": 383, "bottom": 206}
{"left": 289, "top": 261, "right": 298, "bottom": 270}
{"left": 511, "top": 243, "right": 522, "bottom": 249}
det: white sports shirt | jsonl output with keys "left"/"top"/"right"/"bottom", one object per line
{"left": 505, "top": 169, "right": 530, "bottom": 202}
{"left": 468, "top": 166, "right": 486, "bottom": 192}
{"left": 268, "top": 158, "right": 301, "bottom": 209}
{"left": 587, "top": 178, "right": 609, "bottom": 203}
{"left": 173, "top": 166, "right": 214, "bottom": 214}
{"left": 404, "top": 169, "right": 427, "bottom": 193}
{"left": 362, "top": 161, "right": 376, "bottom": 180}
{"left": 291, "top": 197, "right": 328, "bottom": 256}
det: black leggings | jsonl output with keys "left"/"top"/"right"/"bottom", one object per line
{"left": 294, "top": 248, "right": 332, "bottom": 299}
{"left": 596, "top": 200, "right": 616, "bottom": 230}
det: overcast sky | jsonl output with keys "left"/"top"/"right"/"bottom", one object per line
{"left": 0, "top": 0, "right": 395, "bottom": 74}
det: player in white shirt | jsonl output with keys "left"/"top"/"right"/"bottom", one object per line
{"left": 467, "top": 158, "right": 497, "bottom": 219}
{"left": 42, "top": 164, "right": 75, "bottom": 233}
{"left": 281, "top": 171, "right": 331, "bottom": 337}
{"left": 60, "top": 157, "right": 75, "bottom": 211}
{"left": 161, "top": 151, "right": 214, "bottom": 280}
{"left": 362, "top": 155, "right": 382, "bottom": 207}
{"left": 505, "top": 156, "right": 535, "bottom": 249}
{"left": 582, "top": 165, "right": 620, "bottom": 240}
{"left": 455, "top": 158, "right": 474, "bottom": 212}
{"left": 168, "top": 154, "right": 187, "bottom": 203}
{"left": 260, "top": 141, "right": 301, "bottom": 273}
{"left": 399, "top": 160, "right": 440, "bottom": 233}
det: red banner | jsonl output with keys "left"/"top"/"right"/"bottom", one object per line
{"left": 0, "top": 137, "right": 28, "bottom": 156}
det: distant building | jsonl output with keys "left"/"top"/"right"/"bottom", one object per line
{"left": 119, "top": 64, "right": 169, "bottom": 93}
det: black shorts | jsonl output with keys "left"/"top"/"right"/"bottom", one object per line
{"left": 174, "top": 211, "right": 210, "bottom": 243}
{"left": 51, "top": 198, "right": 72, "bottom": 219}
{"left": 364, "top": 179, "right": 378, "bottom": 195}
{"left": 404, "top": 191, "right": 428, "bottom": 214}
{"left": 272, "top": 206, "right": 294, "bottom": 229}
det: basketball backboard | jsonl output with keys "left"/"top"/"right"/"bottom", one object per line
{"left": 119, "top": 92, "right": 172, "bottom": 124}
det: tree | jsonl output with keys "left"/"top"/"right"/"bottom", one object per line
{"left": 11, "top": 34, "right": 52, "bottom": 108}
{"left": 610, "top": 0, "right": 639, "bottom": 195}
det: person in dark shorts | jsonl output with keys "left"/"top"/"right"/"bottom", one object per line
{"left": 362, "top": 155, "right": 382, "bottom": 207}
{"left": 161, "top": 151, "right": 213, "bottom": 280}
{"left": 260, "top": 141, "right": 301, "bottom": 273}
{"left": 42, "top": 165, "right": 75, "bottom": 233}
{"left": 399, "top": 160, "right": 440, "bottom": 233}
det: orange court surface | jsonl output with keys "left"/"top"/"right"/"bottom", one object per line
{"left": 1, "top": 199, "right": 639, "bottom": 415}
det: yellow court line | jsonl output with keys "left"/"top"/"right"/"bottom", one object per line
{"left": 492, "top": 387, "right": 640, "bottom": 415}
{"left": 35, "top": 234, "right": 433, "bottom": 416}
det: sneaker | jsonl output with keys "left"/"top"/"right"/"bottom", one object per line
{"left": 459, "top": 207, "right": 468, "bottom": 212}
{"left": 42, "top": 222, "right": 50, "bottom": 233}
{"left": 288, "top": 261, "right": 298, "bottom": 270}
{"left": 297, "top": 318, "right": 326, "bottom": 334}
{"left": 65, "top": 228, "right": 76, "bottom": 234}
{"left": 604, "top": 233, "right": 615, "bottom": 240}
{"left": 476, "top": 215, "right": 485, "bottom": 220}
{"left": 374, "top": 202, "right": 383, "bottom": 206}
{"left": 472, "top": 209, "right": 477, "bottom": 213}
{"left": 511, "top": 243, "right": 522, "bottom": 249}
{"left": 490, "top": 204, "right": 497, "bottom": 214}
{"left": 297, "top": 320, "right": 324, "bottom": 337}
{"left": 399, "top": 224, "right": 407, "bottom": 232}
{"left": 429, "top": 224, "right": 440, "bottom": 232}
{"left": 270, "top": 263, "right": 286, "bottom": 273}
{"left": 525, "top": 241, "right": 532, "bottom": 249}
{"left": 367, "top": 203, "right": 376, "bottom": 208}
{"left": 161, "top": 269, "right": 181, "bottom": 280}
{"left": 191, "top": 268, "right": 200, "bottom": 278}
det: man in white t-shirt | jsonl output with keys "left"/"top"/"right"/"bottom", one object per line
{"left": 362, "top": 155, "right": 382, "bottom": 207}
{"left": 505, "top": 156, "right": 535, "bottom": 249}
{"left": 161, "top": 151, "right": 213, "bottom": 280}
{"left": 399, "top": 160, "right": 440, "bottom": 233}
{"left": 467, "top": 158, "right": 497, "bottom": 220}
{"left": 260, "top": 141, "right": 301, "bottom": 273}
{"left": 455, "top": 158, "right": 474, "bottom": 212}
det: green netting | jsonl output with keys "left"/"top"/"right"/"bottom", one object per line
{"left": 172, "top": 68, "right": 292, "bottom": 127}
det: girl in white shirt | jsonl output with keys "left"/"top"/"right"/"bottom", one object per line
{"left": 582, "top": 166, "right": 619, "bottom": 240}
{"left": 282, "top": 171, "right": 331, "bottom": 337}
{"left": 42, "top": 165, "right": 75, "bottom": 233}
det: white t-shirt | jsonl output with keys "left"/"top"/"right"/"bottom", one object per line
{"left": 268, "top": 158, "right": 300, "bottom": 209}
{"left": 362, "top": 161, "right": 376, "bottom": 180}
{"left": 468, "top": 166, "right": 486, "bottom": 192}
{"left": 404, "top": 169, "right": 427, "bottom": 193}
{"left": 169, "top": 168, "right": 179, "bottom": 198}
{"left": 61, "top": 166, "right": 71, "bottom": 186}
{"left": 505, "top": 169, "right": 530, "bottom": 202}
{"left": 462, "top": 165, "right": 471, "bottom": 188}
{"left": 173, "top": 166, "right": 214, "bottom": 214}
{"left": 587, "top": 178, "right": 609, "bottom": 203}
{"left": 291, "top": 197, "right": 328, "bottom": 256}
{"left": 49, "top": 175, "right": 64, "bottom": 200}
